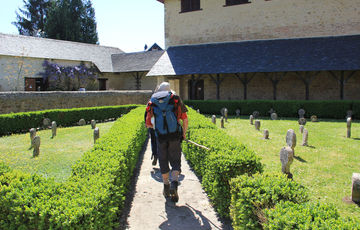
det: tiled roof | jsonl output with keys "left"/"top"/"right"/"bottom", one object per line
{"left": 147, "top": 34, "right": 360, "bottom": 76}
{"left": 0, "top": 33, "right": 123, "bottom": 72}
{"left": 111, "top": 50, "right": 164, "bottom": 72}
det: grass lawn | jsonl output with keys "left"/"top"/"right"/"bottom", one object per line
{"left": 0, "top": 121, "right": 114, "bottom": 182}
{"left": 219, "top": 116, "right": 360, "bottom": 221}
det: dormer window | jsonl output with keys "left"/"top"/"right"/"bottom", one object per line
{"left": 225, "top": 0, "right": 250, "bottom": 6}
{"left": 181, "top": 0, "right": 201, "bottom": 13}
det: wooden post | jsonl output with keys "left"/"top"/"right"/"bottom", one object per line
{"left": 209, "top": 74, "right": 224, "bottom": 100}
{"left": 235, "top": 73, "right": 256, "bottom": 100}
{"left": 329, "top": 70, "right": 356, "bottom": 100}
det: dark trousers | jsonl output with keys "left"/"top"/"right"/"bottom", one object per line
{"left": 149, "top": 128, "right": 157, "bottom": 157}
{"left": 157, "top": 139, "right": 182, "bottom": 174}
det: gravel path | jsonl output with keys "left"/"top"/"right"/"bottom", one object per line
{"left": 123, "top": 139, "right": 232, "bottom": 230}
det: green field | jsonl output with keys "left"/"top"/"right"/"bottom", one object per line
{"left": 219, "top": 116, "right": 360, "bottom": 221}
{"left": 0, "top": 121, "right": 114, "bottom": 182}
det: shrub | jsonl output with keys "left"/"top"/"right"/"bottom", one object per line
{"left": 229, "top": 173, "right": 309, "bottom": 230}
{"left": 263, "top": 201, "right": 360, "bottom": 229}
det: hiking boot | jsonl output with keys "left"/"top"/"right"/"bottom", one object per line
{"left": 163, "top": 184, "right": 170, "bottom": 198}
{"left": 152, "top": 156, "right": 158, "bottom": 166}
{"left": 170, "top": 181, "right": 179, "bottom": 203}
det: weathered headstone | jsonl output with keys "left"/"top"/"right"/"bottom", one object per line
{"left": 271, "top": 113, "right": 278, "bottom": 120}
{"left": 211, "top": 115, "right": 216, "bottom": 124}
{"left": 352, "top": 173, "right": 360, "bottom": 203}
{"left": 224, "top": 108, "right": 228, "bottom": 122}
{"left": 302, "top": 128, "right": 308, "bottom": 146}
{"left": 310, "top": 115, "right": 318, "bottom": 122}
{"left": 268, "top": 108, "right": 275, "bottom": 114}
{"left": 250, "top": 115, "right": 254, "bottom": 125}
{"left": 220, "top": 107, "right": 226, "bottom": 116}
{"left": 221, "top": 117, "right": 225, "bottom": 128}
{"left": 235, "top": 109, "right": 241, "bottom": 117}
{"left": 196, "top": 109, "right": 200, "bottom": 114}
{"left": 253, "top": 111, "right": 260, "bottom": 119}
{"left": 255, "top": 120, "right": 261, "bottom": 131}
{"left": 298, "top": 109, "right": 305, "bottom": 118}
{"left": 299, "top": 125, "right": 304, "bottom": 134}
{"left": 286, "top": 129, "right": 297, "bottom": 149}
{"left": 347, "top": 117, "right": 352, "bottom": 138}
{"left": 91, "top": 119, "right": 96, "bottom": 129}
{"left": 280, "top": 146, "right": 294, "bottom": 178}
{"left": 347, "top": 110, "right": 353, "bottom": 119}
{"left": 51, "top": 121, "right": 57, "bottom": 138}
{"left": 298, "top": 118, "right": 307, "bottom": 126}
{"left": 79, "top": 119, "right": 86, "bottom": 126}
{"left": 43, "top": 118, "right": 51, "bottom": 128}
{"left": 30, "top": 128, "right": 36, "bottom": 148}
{"left": 33, "top": 136, "right": 40, "bottom": 157}
{"left": 94, "top": 127, "right": 100, "bottom": 143}
{"left": 263, "top": 129, "right": 269, "bottom": 139}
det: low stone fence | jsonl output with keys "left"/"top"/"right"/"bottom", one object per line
{"left": 0, "top": 90, "right": 153, "bottom": 114}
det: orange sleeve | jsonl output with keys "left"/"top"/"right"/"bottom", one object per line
{"left": 145, "top": 104, "right": 154, "bottom": 127}
{"left": 176, "top": 104, "right": 187, "bottom": 121}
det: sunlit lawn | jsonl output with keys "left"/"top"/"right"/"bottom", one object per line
{"left": 219, "top": 116, "right": 360, "bottom": 221}
{"left": 0, "top": 121, "right": 114, "bottom": 182}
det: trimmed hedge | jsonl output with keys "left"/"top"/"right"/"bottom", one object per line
{"left": 0, "top": 106, "right": 147, "bottom": 229}
{"left": 185, "top": 100, "right": 356, "bottom": 119}
{"left": 183, "top": 109, "right": 263, "bottom": 217}
{"left": 263, "top": 201, "right": 360, "bottom": 229}
{"left": 229, "top": 173, "right": 309, "bottom": 230}
{"left": 0, "top": 105, "right": 139, "bottom": 136}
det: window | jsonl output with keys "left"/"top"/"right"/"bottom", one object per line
{"left": 181, "top": 0, "right": 201, "bottom": 13}
{"left": 225, "top": 0, "right": 250, "bottom": 6}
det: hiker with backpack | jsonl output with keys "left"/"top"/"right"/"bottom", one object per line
{"left": 145, "top": 82, "right": 188, "bottom": 202}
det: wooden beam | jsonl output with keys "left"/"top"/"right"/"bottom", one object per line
{"left": 209, "top": 74, "right": 224, "bottom": 100}
{"left": 235, "top": 73, "right": 256, "bottom": 100}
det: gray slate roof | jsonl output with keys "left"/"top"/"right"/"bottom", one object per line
{"left": 147, "top": 34, "right": 360, "bottom": 76}
{"left": 0, "top": 33, "right": 123, "bottom": 72}
{"left": 111, "top": 50, "right": 164, "bottom": 72}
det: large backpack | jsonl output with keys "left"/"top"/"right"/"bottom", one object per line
{"left": 150, "top": 91, "right": 182, "bottom": 141}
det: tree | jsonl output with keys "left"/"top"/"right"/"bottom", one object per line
{"left": 44, "top": 0, "right": 98, "bottom": 44}
{"left": 12, "top": 0, "right": 51, "bottom": 37}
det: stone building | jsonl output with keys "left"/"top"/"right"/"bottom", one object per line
{"left": 148, "top": 0, "right": 360, "bottom": 100}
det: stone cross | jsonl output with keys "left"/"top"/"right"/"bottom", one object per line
{"left": 250, "top": 115, "right": 254, "bottom": 125}
{"left": 253, "top": 111, "right": 260, "bottom": 119}
{"left": 211, "top": 115, "right": 216, "bottom": 124}
{"left": 299, "top": 125, "right": 304, "bottom": 134}
{"left": 30, "top": 128, "right": 36, "bottom": 148}
{"left": 51, "top": 121, "right": 57, "bottom": 138}
{"left": 79, "top": 119, "right": 86, "bottom": 126}
{"left": 298, "top": 109, "right": 305, "bottom": 118}
{"left": 235, "top": 109, "right": 240, "bottom": 117}
{"left": 91, "top": 119, "right": 96, "bottom": 129}
{"left": 43, "top": 118, "right": 51, "bottom": 128}
{"left": 298, "top": 118, "right": 307, "bottom": 126}
{"left": 224, "top": 108, "right": 228, "bottom": 122}
{"left": 310, "top": 115, "right": 318, "bottom": 122}
{"left": 352, "top": 173, "right": 360, "bottom": 203}
{"left": 347, "top": 117, "right": 352, "bottom": 138}
{"left": 286, "top": 129, "right": 296, "bottom": 149}
{"left": 302, "top": 128, "right": 308, "bottom": 146}
{"left": 263, "top": 129, "right": 269, "bottom": 139}
{"left": 94, "top": 127, "right": 100, "bottom": 143}
{"left": 271, "top": 113, "right": 278, "bottom": 120}
{"left": 221, "top": 117, "right": 225, "bottom": 128}
{"left": 280, "top": 146, "right": 294, "bottom": 178}
{"left": 33, "top": 136, "right": 40, "bottom": 157}
{"left": 255, "top": 120, "right": 261, "bottom": 131}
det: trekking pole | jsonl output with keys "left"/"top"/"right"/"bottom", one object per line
{"left": 184, "top": 139, "right": 210, "bottom": 151}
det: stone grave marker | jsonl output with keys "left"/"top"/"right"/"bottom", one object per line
{"left": 253, "top": 111, "right": 260, "bottom": 119}
{"left": 235, "top": 109, "right": 240, "bottom": 117}
{"left": 347, "top": 110, "right": 353, "bottom": 119}
{"left": 299, "top": 125, "right": 304, "bottom": 134}
{"left": 94, "top": 127, "right": 100, "bottom": 143}
{"left": 224, "top": 108, "right": 228, "bottom": 122}
{"left": 298, "top": 109, "right": 305, "bottom": 118}
{"left": 79, "top": 119, "right": 86, "bottom": 126}
{"left": 286, "top": 129, "right": 296, "bottom": 149}
{"left": 263, "top": 129, "right": 269, "bottom": 139}
{"left": 220, "top": 107, "right": 226, "bottom": 116}
{"left": 271, "top": 113, "right": 278, "bottom": 120}
{"left": 91, "top": 119, "right": 96, "bottom": 129}
{"left": 302, "top": 128, "right": 308, "bottom": 146}
{"left": 51, "top": 121, "right": 57, "bottom": 138}
{"left": 347, "top": 117, "right": 352, "bottom": 138}
{"left": 352, "top": 173, "right": 360, "bottom": 203}
{"left": 43, "top": 118, "right": 51, "bottom": 128}
{"left": 211, "top": 115, "right": 216, "bottom": 124}
{"left": 30, "top": 128, "right": 36, "bottom": 148}
{"left": 280, "top": 146, "right": 294, "bottom": 178}
{"left": 255, "top": 120, "right": 261, "bottom": 131}
{"left": 33, "top": 136, "right": 40, "bottom": 157}
{"left": 298, "top": 118, "right": 307, "bottom": 126}
{"left": 250, "top": 115, "right": 254, "bottom": 125}
{"left": 197, "top": 109, "right": 200, "bottom": 114}
{"left": 268, "top": 108, "right": 275, "bottom": 114}
{"left": 310, "top": 115, "right": 318, "bottom": 122}
{"left": 221, "top": 117, "right": 225, "bottom": 128}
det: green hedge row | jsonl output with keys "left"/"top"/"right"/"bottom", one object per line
{"left": 0, "top": 107, "right": 147, "bottom": 229}
{"left": 183, "top": 109, "right": 263, "bottom": 217}
{"left": 185, "top": 100, "right": 358, "bottom": 119}
{"left": 0, "top": 105, "right": 139, "bottom": 136}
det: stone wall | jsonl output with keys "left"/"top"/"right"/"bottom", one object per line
{"left": 0, "top": 91, "right": 153, "bottom": 114}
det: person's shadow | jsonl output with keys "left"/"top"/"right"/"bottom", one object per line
{"left": 150, "top": 168, "right": 185, "bottom": 183}
{"left": 159, "top": 202, "right": 222, "bottom": 230}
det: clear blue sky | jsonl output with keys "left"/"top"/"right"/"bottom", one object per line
{"left": 0, "top": 0, "right": 165, "bottom": 52}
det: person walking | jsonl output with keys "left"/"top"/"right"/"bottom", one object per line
{"left": 145, "top": 82, "right": 188, "bottom": 202}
